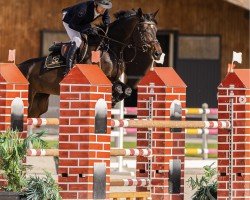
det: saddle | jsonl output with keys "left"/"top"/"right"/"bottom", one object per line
{"left": 45, "top": 36, "right": 88, "bottom": 69}
{"left": 44, "top": 42, "right": 70, "bottom": 69}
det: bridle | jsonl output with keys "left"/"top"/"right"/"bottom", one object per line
{"left": 95, "top": 20, "right": 159, "bottom": 60}
{"left": 93, "top": 17, "right": 160, "bottom": 79}
{"left": 135, "top": 21, "right": 160, "bottom": 54}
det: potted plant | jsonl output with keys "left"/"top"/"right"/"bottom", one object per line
{"left": 0, "top": 129, "right": 61, "bottom": 199}
{"left": 25, "top": 171, "right": 61, "bottom": 200}
{"left": 187, "top": 163, "right": 217, "bottom": 200}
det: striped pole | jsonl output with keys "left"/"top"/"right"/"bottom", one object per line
{"left": 111, "top": 119, "right": 230, "bottom": 129}
{"left": 110, "top": 179, "right": 150, "bottom": 186}
{"left": 185, "top": 148, "right": 217, "bottom": 155}
{"left": 124, "top": 107, "right": 138, "bottom": 115}
{"left": 185, "top": 128, "right": 218, "bottom": 135}
{"left": 27, "top": 148, "right": 152, "bottom": 157}
{"left": 27, "top": 148, "right": 217, "bottom": 157}
{"left": 27, "top": 118, "right": 59, "bottom": 126}
{"left": 185, "top": 108, "right": 218, "bottom": 115}
{"left": 116, "top": 128, "right": 218, "bottom": 135}
{"left": 110, "top": 192, "right": 150, "bottom": 199}
{"left": 125, "top": 128, "right": 137, "bottom": 134}
{"left": 112, "top": 107, "right": 218, "bottom": 116}
{"left": 27, "top": 149, "right": 59, "bottom": 156}
{"left": 111, "top": 148, "right": 152, "bottom": 157}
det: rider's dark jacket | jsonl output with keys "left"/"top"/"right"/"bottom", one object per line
{"left": 62, "top": 0, "right": 111, "bottom": 33}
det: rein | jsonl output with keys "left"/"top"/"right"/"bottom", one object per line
{"left": 95, "top": 21, "right": 159, "bottom": 59}
{"left": 93, "top": 17, "right": 160, "bottom": 80}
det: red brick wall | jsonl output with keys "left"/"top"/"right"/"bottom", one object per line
{"left": 0, "top": 63, "right": 28, "bottom": 189}
{"left": 217, "top": 70, "right": 250, "bottom": 199}
{"left": 58, "top": 65, "right": 111, "bottom": 199}
{"left": 136, "top": 68, "right": 186, "bottom": 199}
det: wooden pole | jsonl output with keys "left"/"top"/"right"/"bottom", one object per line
{"left": 111, "top": 119, "right": 230, "bottom": 129}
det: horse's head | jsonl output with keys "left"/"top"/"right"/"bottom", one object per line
{"left": 134, "top": 8, "right": 162, "bottom": 61}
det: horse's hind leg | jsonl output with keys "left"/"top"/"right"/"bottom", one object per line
{"left": 29, "top": 93, "right": 50, "bottom": 118}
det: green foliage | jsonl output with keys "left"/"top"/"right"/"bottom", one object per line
{"left": 0, "top": 129, "right": 47, "bottom": 192}
{"left": 0, "top": 129, "right": 62, "bottom": 199}
{"left": 187, "top": 163, "right": 217, "bottom": 200}
{"left": 25, "top": 171, "right": 62, "bottom": 200}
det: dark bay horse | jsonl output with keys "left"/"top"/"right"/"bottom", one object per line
{"left": 18, "top": 8, "right": 162, "bottom": 117}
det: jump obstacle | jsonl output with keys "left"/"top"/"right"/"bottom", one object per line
{"left": 111, "top": 103, "right": 218, "bottom": 162}
{"left": 111, "top": 107, "right": 218, "bottom": 116}
{"left": 1, "top": 63, "right": 249, "bottom": 200}
{"left": 26, "top": 117, "right": 218, "bottom": 159}
{"left": 26, "top": 117, "right": 219, "bottom": 157}
{"left": 26, "top": 148, "right": 216, "bottom": 157}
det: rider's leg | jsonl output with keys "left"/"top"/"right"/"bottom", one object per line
{"left": 62, "top": 22, "right": 82, "bottom": 75}
{"left": 64, "top": 40, "right": 77, "bottom": 75}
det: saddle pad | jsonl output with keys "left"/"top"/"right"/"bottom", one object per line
{"left": 39, "top": 55, "right": 66, "bottom": 76}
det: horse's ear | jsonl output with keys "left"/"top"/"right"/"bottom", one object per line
{"left": 137, "top": 8, "right": 143, "bottom": 18}
{"left": 152, "top": 9, "right": 159, "bottom": 18}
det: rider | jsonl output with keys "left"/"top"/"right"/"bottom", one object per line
{"left": 62, "top": 0, "right": 112, "bottom": 75}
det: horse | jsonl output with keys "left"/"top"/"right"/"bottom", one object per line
{"left": 18, "top": 8, "right": 162, "bottom": 118}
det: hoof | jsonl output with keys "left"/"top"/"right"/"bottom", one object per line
{"left": 124, "top": 87, "right": 132, "bottom": 97}
{"left": 113, "top": 84, "right": 123, "bottom": 94}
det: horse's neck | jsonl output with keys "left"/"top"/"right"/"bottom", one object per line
{"left": 110, "top": 18, "right": 138, "bottom": 46}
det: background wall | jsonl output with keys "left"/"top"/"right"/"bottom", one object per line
{"left": 0, "top": 0, "right": 249, "bottom": 79}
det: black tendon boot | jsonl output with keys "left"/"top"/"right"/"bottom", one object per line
{"left": 112, "top": 83, "right": 123, "bottom": 106}
{"left": 64, "top": 41, "right": 78, "bottom": 76}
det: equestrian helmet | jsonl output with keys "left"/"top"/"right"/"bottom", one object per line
{"left": 94, "top": 0, "right": 112, "bottom": 9}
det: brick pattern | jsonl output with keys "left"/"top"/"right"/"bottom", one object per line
{"left": 217, "top": 72, "right": 250, "bottom": 199}
{"left": 0, "top": 83, "right": 28, "bottom": 133}
{"left": 0, "top": 64, "right": 28, "bottom": 189}
{"left": 136, "top": 69, "right": 185, "bottom": 200}
{"left": 58, "top": 66, "right": 111, "bottom": 200}
{"left": 217, "top": 69, "right": 250, "bottom": 200}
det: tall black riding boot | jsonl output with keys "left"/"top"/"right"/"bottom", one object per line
{"left": 64, "top": 41, "right": 78, "bottom": 76}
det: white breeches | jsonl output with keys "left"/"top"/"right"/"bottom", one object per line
{"left": 62, "top": 13, "right": 82, "bottom": 48}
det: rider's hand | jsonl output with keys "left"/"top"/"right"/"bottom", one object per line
{"left": 89, "top": 28, "right": 98, "bottom": 35}
{"left": 104, "top": 23, "right": 109, "bottom": 33}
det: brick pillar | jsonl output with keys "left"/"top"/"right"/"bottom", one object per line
{"left": 0, "top": 63, "right": 28, "bottom": 187}
{"left": 136, "top": 67, "right": 186, "bottom": 200}
{"left": 217, "top": 68, "right": 250, "bottom": 199}
{"left": 58, "top": 64, "right": 112, "bottom": 200}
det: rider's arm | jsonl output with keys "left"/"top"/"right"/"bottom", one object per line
{"left": 102, "top": 10, "right": 111, "bottom": 27}
{"left": 68, "top": 4, "right": 87, "bottom": 30}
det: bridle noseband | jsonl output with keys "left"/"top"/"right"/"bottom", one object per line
{"left": 135, "top": 21, "right": 160, "bottom": 53}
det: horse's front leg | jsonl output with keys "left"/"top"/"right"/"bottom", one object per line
{"left": 111, "top": 81, "right": 132, "bottom": 107}
{"left": 100, "top": 52, "right": 113, "bottom": 78}
{"left": 117, "top": 81, "right": 132, "bottom": 99}
{"left": 82, "top": 46, "right": 96, "bottom": 64}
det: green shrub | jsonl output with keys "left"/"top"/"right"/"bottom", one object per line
{"left": 0, "top": 129, "right": 61, "bottom": 199}
{"left": 187, "top": 163, "right": 217, "bottom": 200}
{"left": 25, "top": 171, "right": 61, "bottom": 200}
{"left": 0, "top": 129, "right": 47, "bottom": 192}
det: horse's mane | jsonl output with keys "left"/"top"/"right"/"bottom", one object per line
{"left": 97, "top": 9, "right": 157, "bottom": 31}
{"left": 115, "top": 9, "right": 157, "bottom": 24}
{"left": 113, "top": 10, "right": 137, "bottom": 20}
